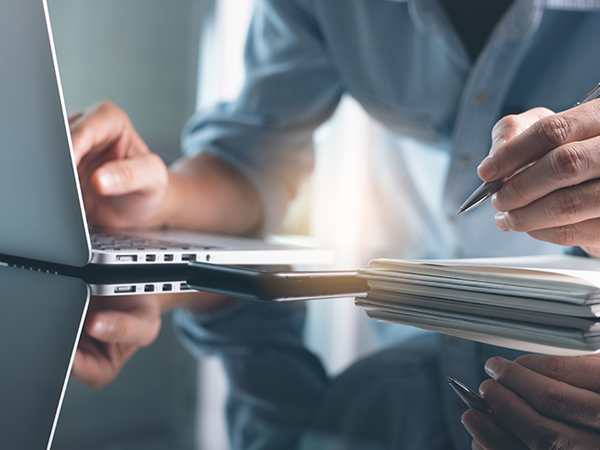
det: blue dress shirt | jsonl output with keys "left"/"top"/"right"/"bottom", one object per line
{"left": 176, "top": 1, "right": 600, "bottom": 449}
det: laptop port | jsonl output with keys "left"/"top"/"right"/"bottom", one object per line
{"left": 115, "top": 285, "right": 136, "bottom": 294}
{"left": 164, "top": 254, "right": 174, "bottom": 262}
{"left": 162, "top": 283, "right": 173, "bottom": 292}
{"left": 116, "top": 255, "right": 138, "bottom": 263}
{"left": 144, "top": 284, "right": 155, "bottom": 292}
{"left": 182, "top": 254, "right": 196, "bottom": 262}
{"left": 180, "top": 283, "right": 191, "bottom": 291}
{"left": 145, "top": 254, "right": 156, "bottom": 262}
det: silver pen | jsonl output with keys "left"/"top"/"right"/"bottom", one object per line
{"left": 447, "top": 377, "right": 492, "bottom": 414}
{"left": 457, "top": 82, "right": 600, "bottom": 216}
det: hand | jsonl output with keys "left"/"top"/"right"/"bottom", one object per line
{"left": 478, "top": 100, "right": 600, "bottom": 257}
{"left": 70, "top": 102, "right": 169, "bottom": 229}
{"left": 72, "top": 292, "right": 234, "bottom": 389}
{"left": 71, "top": 101, "right": 262, "bottom": 234}
{"left": 462, "top": 354, "right": 600, "bottom": 450}
{"left": 71, "top": 294, "right": 162, "bottom": 389}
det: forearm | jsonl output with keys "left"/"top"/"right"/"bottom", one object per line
{"left": 154, "top": 153, "right": 263, "bottom": 235}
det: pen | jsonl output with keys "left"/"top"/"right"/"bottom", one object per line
{"left": 446, "top": 376, "right": 492, "bottom": 414}
{"left": 457, "top": 82, "right": 600, "bottom": 216}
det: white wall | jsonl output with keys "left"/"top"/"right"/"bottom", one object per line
{"left": 48, "top": 0, "right": 207, "bottom": 163}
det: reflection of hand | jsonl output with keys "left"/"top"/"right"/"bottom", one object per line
{"left": 478, "top": 100, "right": 600, "bottom": 257}
{"left": 70, "top": 102, "right": 169, "bottom": 229}
{"left": 71, "top": 295, "right": 162, "bottom": 389}
{"left": 71, "top": 292, "right": 234, "bottom": 389}
{"left": 462, "top": 354, "right": 600, "bottom": 449}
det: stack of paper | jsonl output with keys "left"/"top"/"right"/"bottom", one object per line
{"left": 356, "top": 255, "right": 600, "bottom": 355}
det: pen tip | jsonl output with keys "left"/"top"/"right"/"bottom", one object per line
{"left": 456, "top": 209, "right": 465, "bottom": 216}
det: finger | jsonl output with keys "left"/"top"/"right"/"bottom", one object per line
{"left": 480, "top": 379, "right": 600, "bottom": 450}
{"left": 515, "top": 354, "right": 600, "bottom": 392}
{"left": 484, "top": 357, "right": 600, "bottom": 430}
{"left": 471, "top": 441, "right": 484, "bottom": 450}
{"left": 525, "top": 217, "right": 600, "bottom": 248}
{"left": 492, "top": 136, "right": 600, "bottom": 213}
{"left": 462, "top": 409, "right": 527, "bottom": 450}
{"left": 582, "top": 246, "right": 600, "bottom": 258}
{"left": 71, "top": 341, "right": 137, "bottom": 390}
{"left": 489, "top": 108, "right": 555, "bottom": 156}
{"left": 85, "top": 308, "right": 161, "bottom": 347}
{"left": 471, "top": 441, "right": 485, "bottom": 450}
{"left": 495, "top": 180, "right": 600, "bottom": 232}
{"left": 68, "top": 110, "right": 84, "bottom": 125}
{"left": 478, "top": 100, "right": 600, "bottom": 181}
{"left": 70, "top": 101, "right": 139, "bottom": 165}
{"left": 90, "top": 152, "right": 168, "bottom": 196}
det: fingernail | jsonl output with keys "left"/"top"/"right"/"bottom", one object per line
{"left": 477, "top": 157, "right": 498, "bottom": 180}
{"left": 494, "top": 212, "right": 510, "bottom": 232}
{"left": 491, "top": 193, "right": 508, "bottom": 212}
{"left": 96, "top": 169, "right": 115, "bottom": 191}
{"left": 461, "top": 411, "right": 480, "bottom": 434}
{"left": 91, "top": 319, "right": 108, "bottom": 337}
{"left": 489, "top": 137, "right": 505, "bottom": 156}
{"left": 485, "top": 358, "right": 502, "bottom": 378}
{"left": 479, "top": 380, "right": 497, "bottom": 398}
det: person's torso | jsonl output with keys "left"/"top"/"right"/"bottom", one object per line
{"left": 306, "top": 0, "right": 600, "bottom": 259}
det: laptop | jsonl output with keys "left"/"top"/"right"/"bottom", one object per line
{"left": 0, "top": 262, "right": 89, "bottom": 449}
{"left": 0, "top": 0, "right": 332, "bottom": 272}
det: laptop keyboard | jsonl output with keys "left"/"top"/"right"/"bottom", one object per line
{"left": 91, "top": 232, "right": 219, "bottom": 251}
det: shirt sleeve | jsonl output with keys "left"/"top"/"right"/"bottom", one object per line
{"left": 173, "top": 301, "right": 330, "bottom": 450}
{"left": 182, "top": 0, "right": 344, "bottom": 233}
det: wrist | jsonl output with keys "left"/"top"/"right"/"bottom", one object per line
{"left": 148, "top": 170, "right": 186, "bottom": 229}
{"left": 161, "top": 154, "right": 262, "bottom": 234}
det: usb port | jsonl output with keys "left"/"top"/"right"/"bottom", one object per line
{"left": 162, "top": 283, "right": 173, "bottom": 292}
{"left": 145, "top": 254, "right": 156, "bottom": 262}
{"left": 180, "top": 283, "right": 191, "bottom": 291}
{"left": 115, "top": 285, "right": 136, "bottom": 294}
{"left": 116, "top": 255, "right": 138, "bottom": 262}
{"left": 182, "top": 254, "right": 197, "bottom": 262}
{"left": 144, "top": 284, "right": 155, "bottom": 292}
{"left": 164, "top": 254, "right": 174, "bottom": 262}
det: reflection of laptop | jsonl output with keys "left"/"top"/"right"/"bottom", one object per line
{"left": 0, "top": 1, "right": 332, "bottom": 269}
{"left": 0, "top": 262, "right": 89, "bottom": 449}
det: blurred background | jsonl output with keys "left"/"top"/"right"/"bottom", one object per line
{"left": 49, "top": 0, "right": 382, "bottom": 448}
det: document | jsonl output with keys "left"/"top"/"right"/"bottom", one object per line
{"left": 356, "top": 255, "right": 600, "bottom": 355}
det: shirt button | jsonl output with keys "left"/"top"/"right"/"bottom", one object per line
{"left": 473, "top": 91, "right": 488, "bottom": 105}
{"left": 459, "top": 155, "right": 473, "bottom": 167}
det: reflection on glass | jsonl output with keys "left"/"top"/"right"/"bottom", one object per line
{"left": 0, "top": 264, "right": 89, "bottom": 449}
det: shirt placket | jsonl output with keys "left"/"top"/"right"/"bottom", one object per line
{"left": 442, "top": 0, "right": 544, "bottom": 255}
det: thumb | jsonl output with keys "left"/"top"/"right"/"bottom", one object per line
{"left": 489, "top": 107, "right": 555, "bottom": 156}
{"left": 86, "top": 309, "right": 161, "bottom": 347}
{"left": 91, "top": 153, "right": 167, "bottom": 197}
{"left": 478, "top": 107, "right": 555, "bottom": 181}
